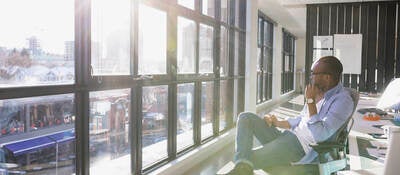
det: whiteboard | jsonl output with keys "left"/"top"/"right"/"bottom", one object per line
{"left": 333, "top": 34, "right": 362, "bottom": 74}
{"left": 313, "top": 36, "right": 333, "bottom": 61}
{"left": 313, "top": 36, "right": 333, "bottom": 48}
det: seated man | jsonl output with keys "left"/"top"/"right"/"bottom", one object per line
{"left": 225, "top": 56, "right": 354, "bottom": 175}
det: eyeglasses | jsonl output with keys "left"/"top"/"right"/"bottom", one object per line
{"left": 310, "top": 72, "right": 330, "bottom": 76}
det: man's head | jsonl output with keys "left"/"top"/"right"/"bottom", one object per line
{"left": 310, "top": 56, "right": 343, "bottom": 92}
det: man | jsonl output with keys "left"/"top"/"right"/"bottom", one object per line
{"left": 225, "top": 56, "right": 354, "bottom": 175}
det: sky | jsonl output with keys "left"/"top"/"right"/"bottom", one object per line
{"left": 0, "top": 0, "right": 74, "bottom": 54}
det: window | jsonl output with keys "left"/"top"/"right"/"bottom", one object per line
{"left": 281, "top": 30, "right": 296, "bottom": 93}
{"left": 199, "top": 24, "right": 214, "bottom": 74}
{"left": 91, "top": 0, "right": 130, "bottom": 75}
{"left": 220, "top": 26, "right": 229, "bottom": 76}
{"left": 142, "top": 86, "right": 168, "bottom": 168}
{"left": 0, "top": 0, "right": 76, "bottom": 174}
{"left": 138, "top": 4, "right": 167, "bottom": 75}
{"left": 0, "top": 0, "right": 247, "bottom": 174}
{"left": 89, "top": 89, "right": 131, "bottom": 174}
{"left": 201, "top": 81, "right": 214, "bottom": 140}
{"left": 202, "top": 0, "right": 215, "bottom": 18}
{"left": 177, "top": 17, "right": 196, "bottom": 74}
{"left": 221, "top": 0, "right": 229, "bottom": 23}
{"left": 0, "top": 0, "right": 74, "bottom": 87}
{"left": 219, "top": 80, "right": 230, "bottom": 131}
{"left": 178, "top": 0, "right": 195, "bottom": 10}
{"left": 257, "top": 13, "right": 274, "bottom": 104}
{"left": 177, "top": 83, "right": 195, "bottom": 151}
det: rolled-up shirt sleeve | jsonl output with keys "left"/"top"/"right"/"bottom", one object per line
{"left": 307, "top": 93, "right": 354, "bottom": 142}
{"left": 287, "top": 116, "right": 301, "bottom": 129}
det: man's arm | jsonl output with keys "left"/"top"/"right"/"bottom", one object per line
{"left": 264, "top": 115, "right": 291, "bottom": 129}
{"left": 307, "top": 93, "right": 354, "bottom": 142}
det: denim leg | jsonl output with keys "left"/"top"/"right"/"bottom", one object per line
{"left": 234, "top": 112, "right": 281, "bottom": 166}
{"left": 251, "top": 131, "right": 305, "bottom": 169}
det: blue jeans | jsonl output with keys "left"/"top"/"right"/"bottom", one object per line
{"left": 234, "top": 112, "right": 305, "bottom": 169}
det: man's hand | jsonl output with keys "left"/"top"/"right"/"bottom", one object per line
{"left": 263, "top": 114, "right": 278, "bottom": 127}
{"left": 305, "top": 84, "right": 320, "bottom": 100}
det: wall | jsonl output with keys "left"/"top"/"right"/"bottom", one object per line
{"left": 242, "top": 0, "right": 306, "bottom": 113}
{"left": 305, "top": 2, "right": 400, "bottom": 93}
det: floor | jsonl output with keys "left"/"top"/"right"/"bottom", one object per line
{"left": 183, "top": 94, "right": 305, "bottom": 175}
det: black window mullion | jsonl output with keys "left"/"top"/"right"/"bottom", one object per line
{"left": 167, "top": 6, "right": 178, "bottom": 161}
{"left": 75, "top": 0, "right": 91, "bottom": 173}
{"left": 193, "top": 81, "right": 202, "bottom": 145}
{"left": 134, "top": 87, "right": 143, "bottom": 174}
{"left": 133, "top": 0, "right": 139, "bottom": 77}
{"left": 213, "top": 80, "right": 220, "bottom": 136}
{"left": 168, "top": 84, "right": 177, "bottom": 160}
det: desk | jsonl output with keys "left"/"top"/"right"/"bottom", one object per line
{"left": 342, "top": 95, "right": 394, "bottom": 174}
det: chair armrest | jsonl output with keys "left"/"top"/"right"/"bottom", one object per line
{"left": 309, "top": 142, "right": 345, "bottom": 154}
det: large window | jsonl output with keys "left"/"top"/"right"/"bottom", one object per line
{"left": 257, "top": 13, "right": 274, "bottom": 104}
{"left": 281, "top": 30, "right": 296, "bottom": 93}
{"left": 0, "top": 0, "right": 247, "bottom": 174}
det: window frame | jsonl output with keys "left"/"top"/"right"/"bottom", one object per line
{"left": 0, "top": 0, "right": 247, "bottom": 174}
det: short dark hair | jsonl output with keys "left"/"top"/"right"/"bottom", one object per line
{"left": 317, "top": 56, "right": 343, "bottom": 82}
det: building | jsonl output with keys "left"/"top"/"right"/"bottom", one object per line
{"left": 26, "top": 36, "right": 41, "bottom": 56}
{"left": 64, "top": 41, "right": 74, "bottom": 61}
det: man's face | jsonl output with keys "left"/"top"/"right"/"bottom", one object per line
{"left": 310, "top": 61, "right": 330, "bottom": 91}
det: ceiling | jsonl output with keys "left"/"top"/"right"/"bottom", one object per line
{"left": 258, "top": 0, "right": 394, "bottom": 38}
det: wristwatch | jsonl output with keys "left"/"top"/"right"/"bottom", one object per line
{"left": 306, "top": 98, "right": 315, "bottom": 104}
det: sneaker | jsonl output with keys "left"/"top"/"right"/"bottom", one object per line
{"left": 223, "top": 162, "right": 253, "bottom": 175}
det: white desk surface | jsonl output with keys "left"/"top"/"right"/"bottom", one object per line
{"left": 344, "top": 94, "right": 393, "bottom": 174}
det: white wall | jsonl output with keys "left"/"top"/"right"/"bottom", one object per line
{"left": 295, "top": 37, "right": 306, "bottom": 93}
{"left": 244, "top": 0, "right": 258, "bottom": 112}
{"left": 244, "top": 1, "right": 306, "bottom": 113}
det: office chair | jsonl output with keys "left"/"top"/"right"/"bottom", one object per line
{"left": 264, "top": 87, "right": 359, "bottom": 175}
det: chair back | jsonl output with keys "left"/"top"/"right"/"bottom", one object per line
{"left": 334, "top": 88, "right": 359, "bottom": 145}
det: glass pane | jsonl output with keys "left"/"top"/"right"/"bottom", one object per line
{"left": 234, "top": 32, "right": 239, "bottom": 75}
{"left": 219, "top": 80, "right": 228, "bottom": 131}
{"left": 199, "top": 24, "right": 214, "bottom": 73}
{"left": 235, "top": 0, "right": 240, "bottom": 28}
{"left": 0, "top": 94, "right": 75, "bottom": 174}
{"left": 142, "top": 86, "right": 168, "bottom": 167}
{"left": 91, "top": 0, "right": 131, "bottom": 75}
{"left": 89, "top": 89, "right": 131, "bottom": 175}
{"left": 263, "top": 21, "right": 269, "bottom": 46}
{"left": 178, "top": 0, "right": 195, "bottom": 10}
{"left": 0, "top": 0, "right": 74, "bottom": 87}
{"left": 220, "top": 26, "right": 229, "bottom": 76}
{"left": 139, "top": 4, "right": 167, "bottom": 75}
{"left": 177, "top": 17, "right": 196, "bottom": 74}
{"left": 201, "top": 82, "right": 214, "bottom": 139}
{"left": 257, "top": 47, "right": 261, "bottom": 71}
{"left": 202, "top": 0, "right": 215, "bottom": 17}
{"left": 258, "top": 18, "right": 262, "bottom": 46}
{"left": 221, "top": 0, "right": 228, "bottom": 22}
{"left": 263, "top": 47, "right": 269, "bottom": 72}
{"left": 177, "top": 83, "right": 194, "bottom": 151}
{"left": 257, "top": 73, "right": 262, "bottom": 103}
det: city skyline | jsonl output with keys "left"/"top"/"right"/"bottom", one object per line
{"left": 0, "top": 0, "right": 74, "bottom": 55}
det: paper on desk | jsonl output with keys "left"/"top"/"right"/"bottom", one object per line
{"left": 370, "top": 140, "right": 388, "bottom": 149}
{"left": 366, "top": 148, "right": 386, "bottom": 163}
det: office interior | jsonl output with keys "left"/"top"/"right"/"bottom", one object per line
{"left": 0, "top": 0, "right": 399, "bottom": 174}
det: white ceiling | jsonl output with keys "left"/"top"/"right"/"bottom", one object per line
{"left": 258, "top": 0, "right": 394, "bottom": 38}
